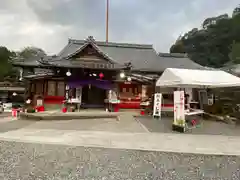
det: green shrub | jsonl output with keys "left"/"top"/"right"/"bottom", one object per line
{"left": 26, "top": 108, "right": 35, "bottom": 113}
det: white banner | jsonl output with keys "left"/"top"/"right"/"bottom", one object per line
{"left": 76, "top": 87, "right": 82, "bottom": 103}
{"left": 174, "top": 91, "right": 185, "bottom": 127}
{"left": 153, "top": 93, "right": 162, "bottom": 117}
{"left": 108, "top": 90, "right": 119, "bottom": 104}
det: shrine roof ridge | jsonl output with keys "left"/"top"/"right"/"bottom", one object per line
{"left": 68, "top": 38, "right": 153, "bottom": 49}
{"left": 158, "top": 53, "right": 189, "bottom": 58}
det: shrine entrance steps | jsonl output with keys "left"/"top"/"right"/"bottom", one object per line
{"left": 19, "top": 110, "right": 139, "bottom": 121}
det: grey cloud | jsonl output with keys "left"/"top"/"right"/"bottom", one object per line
{"left": 27, "top": 0, "right": 106, "bottom": 28}
{"left": 0, "top": 0, "right": 239, "bottom": 54}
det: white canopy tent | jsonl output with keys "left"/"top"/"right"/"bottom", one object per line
{"left": 156, "top": 68, "right": 240, "bottom": 88}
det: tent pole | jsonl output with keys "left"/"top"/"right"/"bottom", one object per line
{"left": 151, "top": 79, "right": 156, "bottom": 115}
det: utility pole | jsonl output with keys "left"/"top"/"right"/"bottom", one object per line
{"left": 106, "top": 0, "right": 109, "bottom": 43}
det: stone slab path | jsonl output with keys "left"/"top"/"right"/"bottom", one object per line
{"left": 0, "top": 128, "right": 240, "bottom": 156}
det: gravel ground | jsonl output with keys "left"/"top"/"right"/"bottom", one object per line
{"left": 0, "top": 141, "right": 239, "bottom": 180}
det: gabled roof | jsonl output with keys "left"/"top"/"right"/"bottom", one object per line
{"left": 64, "top": 37, "right": 116, "bottom": 64}
{"left": 57, "top": 36, "right": 162, "bottom": 71}
{"left": 13, "top": 36, "right": 205, "bottom": 72}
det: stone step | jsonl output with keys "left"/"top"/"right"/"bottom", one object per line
{"left": 19, "top": 111, "right": 123, "bottom": 121}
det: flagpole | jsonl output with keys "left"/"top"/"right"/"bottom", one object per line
{"left": 106, "top": 0, "right": 109, "bottom": 43}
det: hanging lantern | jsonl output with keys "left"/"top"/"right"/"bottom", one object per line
{"left": 127, "top": 77, "right": 132, "bottom": 82}
{"left": 65, "top": 85, "right": 69, "bottom": 90}
{"left": 66, "top": 70, "right": 71, "bottom": 76}
{"left": 26, "top": 99, "right": 31, "bottom": 104}
{"left": 120, "top": 72, "right": 125, "bottom": 78}
{"left": 99, "top": 72, "right": 104, "bottom": 79}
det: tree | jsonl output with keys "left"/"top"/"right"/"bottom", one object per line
{"left": 18, "top": 46, "right": 46, "bottom": 60}
{"left": 233, "top": 5, "right": 240, "bottom": 17}
{"left": 229, "top": 41, "right": 240, "bottom": 64}
{"left": 170, "top": 5, "right": 240, "bottom": 68}
{"left": 202, "top": 14, "right": 228, "bottom": 29}
{"left": 0, "top": 46, "right": 17, "bottom": 80}
{"left": 170, "top": 40, "right": 186, "bottom": 53}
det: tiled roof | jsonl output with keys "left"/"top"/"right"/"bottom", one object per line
{"left": 13, "top": 36, "right": 205, "bottom": 72}
{"left": 57, "top": 37, "right": 164, "bottom": 72}
{"left": 12, "top": 57, "right": 41, "bottom": 67}
{"left": 221, "top": 64, "right": 240, "bottom": 75}
{"left": 12, "top": 56, "right": 53, "bottom": 67}
{"left": 158, "top": 53, "right": 205, "bottom": 70}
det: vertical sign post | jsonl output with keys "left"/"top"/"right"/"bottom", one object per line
{"left": 173, "top": 91, "right": 185, "bottom": 132}
{"left": 76, "top": 87, "right": 82, "bottom": 103}
{"left": 65, "top": 85, "right": 69, "bottom": 100}
{"left": 153, "top": 93, "right": 162, "bottom": 118}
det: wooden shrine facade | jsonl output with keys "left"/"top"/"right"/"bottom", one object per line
{"left": 14, "top": 36, "right": 156, "bottom": 109}
{"left": 13, "top": 36, "right": 203, "bottom": 109}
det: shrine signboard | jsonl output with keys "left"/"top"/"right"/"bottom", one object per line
{"left": 153, "top": 93, "right": 162, "bottom": 118}
{"left": 173, "top": 91, "right": 185, "bottom": 128}
{"left": 72, "top": 60, "right": 115, "bottom": 69}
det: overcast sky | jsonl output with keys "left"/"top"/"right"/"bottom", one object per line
{"left": 0, "top": 0, "right": 239, "bottom": 55}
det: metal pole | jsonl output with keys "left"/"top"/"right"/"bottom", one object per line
{"left": 106, "top": 0, "right": 109, "bottom": 43}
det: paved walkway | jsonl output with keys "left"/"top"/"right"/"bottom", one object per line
{"left": 0, "top": 117, "right": 17, "bottom": 124}
{"left": 0, "top": 128, "right": 240, "bottom": 156}
{"left": 138, "top": 116, "right": 240, "bottom": 136}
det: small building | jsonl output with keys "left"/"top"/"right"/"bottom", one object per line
{"left": 0, "top": 81, "right": 25, "bottom": 111}
{"left": 13, "top": 36, "right": 204, "bottom": 110}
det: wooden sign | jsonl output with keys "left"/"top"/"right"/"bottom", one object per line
{"left": 153, "top": 93, "right": 162, "bottom": 118}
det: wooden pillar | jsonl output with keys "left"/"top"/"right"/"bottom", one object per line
{"left": 24, "top": 80, "right": 31, "bottom": 100}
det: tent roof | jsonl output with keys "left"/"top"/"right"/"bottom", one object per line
{"left": 156, "top": 68, "right": 240, "bottom": 88}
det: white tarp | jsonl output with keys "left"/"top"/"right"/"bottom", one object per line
{"left": 156, "top": 68, "right": 240, "bottom": 88}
